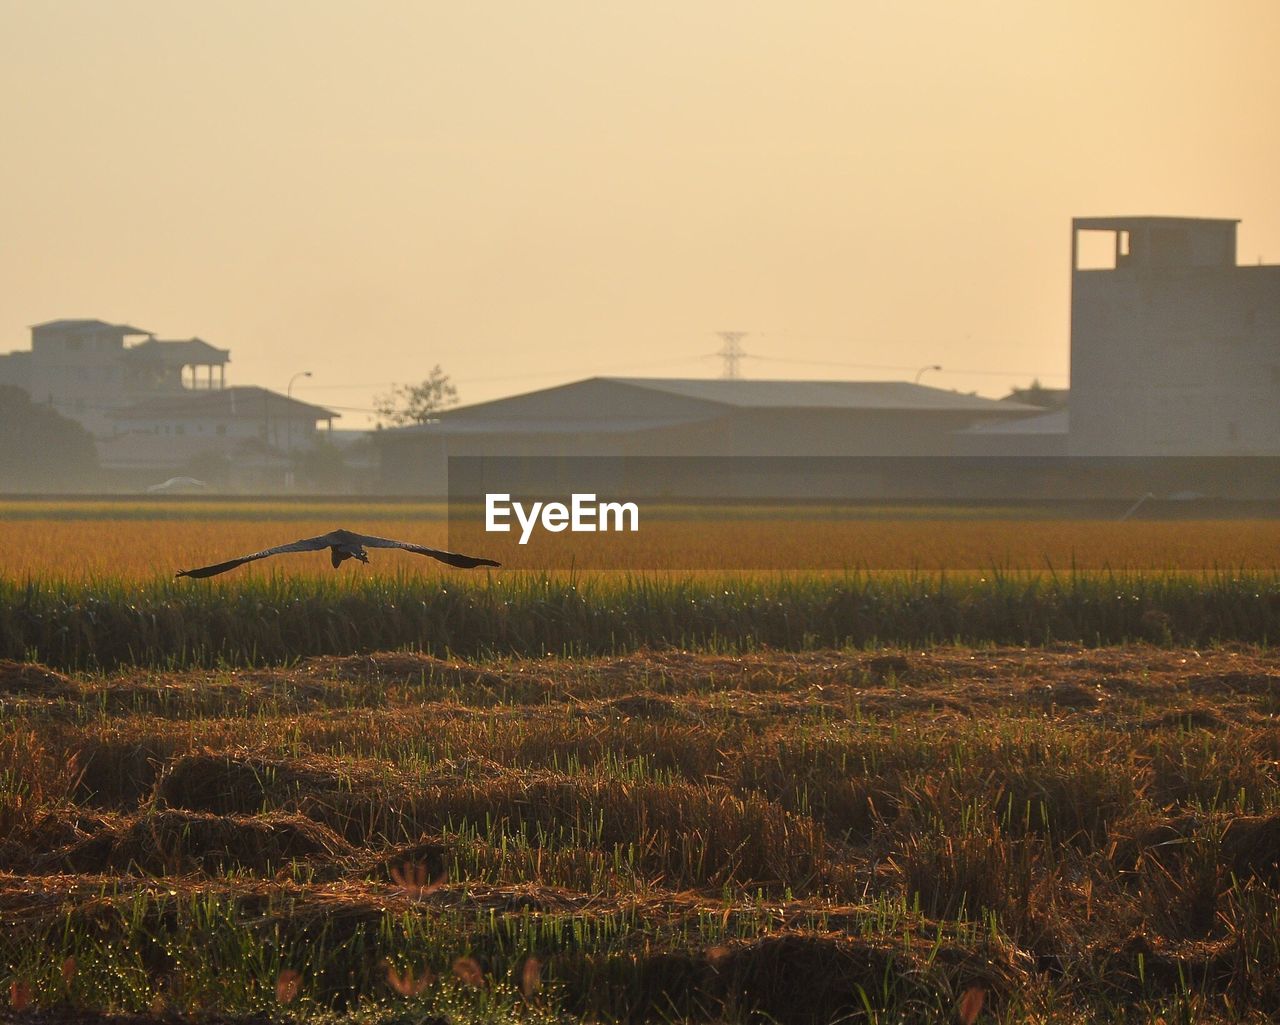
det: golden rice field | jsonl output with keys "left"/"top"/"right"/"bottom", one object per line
{"left": 3, "top": 500, "right": 1280, "bottom": 578}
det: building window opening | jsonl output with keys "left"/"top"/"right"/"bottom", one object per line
{"left": 1075, "top": 229, "right": 1124, "bottom": 270}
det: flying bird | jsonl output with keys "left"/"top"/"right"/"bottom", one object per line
{"left": 176, "top": 528, "right": 500, "bottom": 578}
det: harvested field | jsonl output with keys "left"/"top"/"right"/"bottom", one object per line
{"left": 3, "top": 645, "right": 1279, "bottom": 1023}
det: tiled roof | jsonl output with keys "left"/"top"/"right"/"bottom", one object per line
{"left": 126, "top": 337, "right": 230, "bottom": 363}
{"left": 107, "top": 385, "right": 337, "bottom": 421}
{"left": 31, "top": 319, "right": 151, "bottom": 334}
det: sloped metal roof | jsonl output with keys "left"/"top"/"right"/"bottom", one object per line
{"left": 381, "top": 377, "right": 1042, "bottom": 438}
{"left": 955, "top": 409, "right": 1069, "bottom": 435}
{"left": 603, "top": 378, "right": 1041, "bottom": 412}
{"left": 397, "top": 415, "right": 711, "bottom": 436}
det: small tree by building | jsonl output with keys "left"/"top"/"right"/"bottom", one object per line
{"left": 1004, "top": 379, "right": 1069, "bottom": 410}
{"left": 0, "top": 385, "right": 99, "bottom": 491}
{"left": 374, "top": 366, "right": 458, "bottom": 427}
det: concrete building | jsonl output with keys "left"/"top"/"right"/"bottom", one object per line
{"left": 97, "top": 385, "right": 337, "bottom": 481}
{"left": 1068, "top": 216, "right": 1280, "bottom": 456}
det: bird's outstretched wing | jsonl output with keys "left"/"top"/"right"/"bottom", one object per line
{"left": 176, "top": 532, "right": 340, "bottom": 578}
{"left": 347, "top": 531, "right": 501, "bottom": 569}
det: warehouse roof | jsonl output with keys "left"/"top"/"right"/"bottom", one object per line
{"left": 384, "top": 377, "right": 1039, "bottom": 439}
{"left": 955, "top": 409, "right": 1069, "bottom": 435}
{"left": 601, "top": 378, "right": 1039, "bottom": 412}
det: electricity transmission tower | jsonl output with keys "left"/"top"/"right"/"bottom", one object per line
{"left": 715, "top": 331, "right": 748, "bottom": 378}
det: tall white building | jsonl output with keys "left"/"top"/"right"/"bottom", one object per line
{"left": 1068, "top": 216, "right": 1280, "bottom": 456}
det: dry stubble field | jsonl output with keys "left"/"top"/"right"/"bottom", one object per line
{"left": 2, "top": 501, "right": 1279, "bottom": 1024}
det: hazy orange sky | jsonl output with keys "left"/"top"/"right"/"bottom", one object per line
{"left": 2, "top": 1, "right": 1277, "bottom": 427}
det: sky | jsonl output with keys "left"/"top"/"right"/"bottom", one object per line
{"left": 2, "top": 1, "right": 1278, "bottom": 428}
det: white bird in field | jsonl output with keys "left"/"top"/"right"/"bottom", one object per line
{"left": 176, "top": 528, "right": 500, "bottom": 578}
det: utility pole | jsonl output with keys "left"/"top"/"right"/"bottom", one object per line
{"left": 285, "top": 370, "right": 312, "bottom": 492}
{"left": 716, "top": 331, "right": 748, "bottom": 379}
{"left": 286, "top": 371, "right": 312, "bottom": 456}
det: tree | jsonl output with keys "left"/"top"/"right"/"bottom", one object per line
{"left": 1005, "top": 378, "right": 1068, "bottom": 410}
{"left": 374, "top": 366, "right": 458, "bottom": 427}
{"left": 0, "top": 386, "right": 99, "bottom": 491}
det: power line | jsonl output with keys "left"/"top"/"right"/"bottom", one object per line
{"left": 291, "top": 382, "right": 398, "bottom": 391}
{"left": 458, "top": 354, "right": 711, "bottom": 385}
{"left": 748, "top": 354, "right": 1067, "bottom": 380}
{"left": 290, "top": 355, "right": 711, "bottom": 395}
{"left": 745, "top": 330, "right": 1068, "bottom": 379}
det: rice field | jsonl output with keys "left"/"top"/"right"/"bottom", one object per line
{"left": 2, "top": 500, "right": 1279, "bottom": 1023}
{"left": 3, "top": 498, "right": 1280, "bottom": 577}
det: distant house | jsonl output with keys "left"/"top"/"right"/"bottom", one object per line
{"left": 0, "top": 319, "right": 337, "bottom": 487}
{"left": 376, "top": 377, "right": 1042, "bottom": 495}
{"left": 98, "top": 386, "right": 338, "bottom": 481}
{"left": 0, "top": 320, "right": 231, "bottom": 436}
